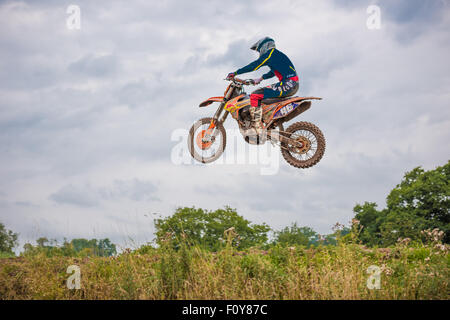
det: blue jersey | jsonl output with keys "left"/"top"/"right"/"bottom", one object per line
{"left": 235, "top": 48, "right": 298, "bottom": 81}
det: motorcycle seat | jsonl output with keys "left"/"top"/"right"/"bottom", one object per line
{"left": 261, "top": 96, "right": 292, "bottom": 105}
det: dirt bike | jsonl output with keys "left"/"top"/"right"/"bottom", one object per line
{"left": 188, "top": 77, "right": 325, "bottom": 168}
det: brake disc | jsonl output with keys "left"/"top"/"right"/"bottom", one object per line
{"left": 289, "top": 135, "right": 311, "bottom": 154}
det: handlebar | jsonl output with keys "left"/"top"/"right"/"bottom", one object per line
{"left": 224, "top": 77, "right": 255, "bottom": 86}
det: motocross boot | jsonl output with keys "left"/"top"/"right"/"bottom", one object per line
{"left": 249, "top": 105, "right": 264, "bottom": 136}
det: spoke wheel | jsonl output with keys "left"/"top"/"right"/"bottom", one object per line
{"left": 188, "top": 117, "right": 226, "bottom": 163}
{"left": 281, "top": 121, "right": 325, "bottom": 168}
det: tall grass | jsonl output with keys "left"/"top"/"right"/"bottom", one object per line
{"left": 0, "top": 236, "right": 448, "bottom": 300}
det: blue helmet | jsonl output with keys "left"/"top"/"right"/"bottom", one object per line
{"left": 250, "top": 37, "right": 275, "bottom": 56}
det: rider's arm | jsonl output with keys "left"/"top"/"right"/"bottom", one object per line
{"left": 235, "top": 48, "right": 275, "bottom": 75}
{"left": 262, "top": 70, "right": 275, "bottom": 80}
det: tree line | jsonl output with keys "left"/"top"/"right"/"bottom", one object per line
{"left": 0, "top": 161, "right": 448, "bottom": 255}
{"left": 0, "top": 232, "right": 116, "bottom": 258}
{"left": 154, "top": 161, "right": 449, "bottom": 249}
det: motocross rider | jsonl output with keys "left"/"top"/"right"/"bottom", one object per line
{"left": 227, "top": 37, "right": 299, "bottom": 135}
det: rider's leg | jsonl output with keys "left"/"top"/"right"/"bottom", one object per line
{"left": 249, "top": 89, "right": 265, "bottom": 135}
{"left": 250, "top": 101, "right": 263, "bottom": 134}
{"left": 281, "top": 79, "right": 299, "bottom": 97}
{"left": 247, "top": 79, "right": 299, "bottom": 135}
{"left": 250, "top": 89, "right": 264, "bottom": 108}
{"left": 262, "top": 79, "right": 297, "bottom": 100}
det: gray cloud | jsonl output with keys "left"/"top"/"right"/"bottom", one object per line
{"left": 0, "top": 0, "right": 449, "bottom": 249}
{"left": 101, "top": 179, "right": 160, "bottom": 202}
{"left": 68, "top": 54, "right": 119, "bottom": 78}
{"left": 49, "top": 179, "right": 159, "bottom": 207}
{"left": 50, "top": 184, "right": 100, "bottom": 207}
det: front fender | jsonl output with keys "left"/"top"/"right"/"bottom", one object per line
{"left": 199, "top": 96, "right": 224, "bottom": 107}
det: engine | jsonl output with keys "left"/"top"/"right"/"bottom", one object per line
{"left": 238, "top": 105, "right": 267, "bottom": 145}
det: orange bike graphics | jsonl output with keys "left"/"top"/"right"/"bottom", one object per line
{"left": 224, "top": 94, "right": 248, "bottom": 113}
{"left": 199, "top": 92, "right": 321, "bottom": 124}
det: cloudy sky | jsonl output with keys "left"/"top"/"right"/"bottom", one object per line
{"left": 1, "top": 0, "right": 449, "bottom": 250}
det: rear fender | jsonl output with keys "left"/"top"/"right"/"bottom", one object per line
{"left": 199, "top": 96, "right": 224, "bottom": 107}
{"left": 268, "top": 96, "right": 321, "bottom": 125}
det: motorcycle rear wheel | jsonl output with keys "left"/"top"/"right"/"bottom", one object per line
{"left": 280, "top": 121, "right": 325, "bottom": 168}
{"left": 188, "top": 117, "right": 226, "bottom": 164}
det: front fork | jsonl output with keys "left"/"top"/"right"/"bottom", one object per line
{"left": 203, "top": 106, "right": 229, "bottom": 143}
{"left": 203, "top": 89, "right": 233, "bottom": 142}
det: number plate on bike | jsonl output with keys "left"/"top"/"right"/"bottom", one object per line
{"left": 273, "top": 103, "right": 298, "bottom": 119}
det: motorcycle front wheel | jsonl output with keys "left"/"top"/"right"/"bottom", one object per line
{"left": 188, "top": 117, "right": 226, "bottom": 164}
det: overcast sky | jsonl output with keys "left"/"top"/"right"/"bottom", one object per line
{"left": 0, "top": 0, "right": 449, "bottom": 251}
